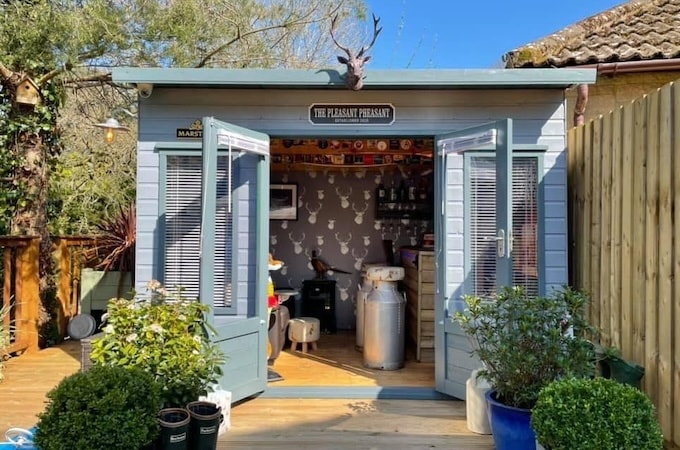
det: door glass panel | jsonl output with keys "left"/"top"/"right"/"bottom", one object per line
{"left": 469, "top": 155, "right": 539, "bottom": 297}
{"left": 164, "top": 154, "right": 233, "bottom": 308}
{"left": 511, "top": 157, "right": 539, "bottom": 296}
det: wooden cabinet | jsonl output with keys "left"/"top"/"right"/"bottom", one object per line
{"left": 400, "top": 248, "right": 435, "bottom": 362}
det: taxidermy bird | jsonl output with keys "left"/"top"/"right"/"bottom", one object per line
{"left": 311, "top": 250, "right": 351, "bottom": 279}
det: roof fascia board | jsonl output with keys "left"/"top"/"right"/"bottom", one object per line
{"left": 112, "top": 67, "right": 596, "bottom": 89}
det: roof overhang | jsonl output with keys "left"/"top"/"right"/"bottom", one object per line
{"left": 112, "top": 68, "right": 596, "bottom": 90}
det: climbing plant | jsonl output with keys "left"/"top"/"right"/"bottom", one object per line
{"left": 0, "top": 0, "right": 368, "bottom": 346}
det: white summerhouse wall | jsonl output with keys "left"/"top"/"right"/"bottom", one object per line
{"left": 135, "top": 88, "right": 568, "bottom": 312}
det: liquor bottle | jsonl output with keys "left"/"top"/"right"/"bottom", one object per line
{"left": 377, "top": 183, "right": 386, "bottom": 203}
{"left": 388, "top": 180, "right": 398, "bottom": 202}
{"left": 407, "top": 176, "right": 417, "bottom": 201}
{"left": 418, "top": 177, "right": 428, "bottom": 201}
{"left": 398, "top": 179, "right": 407, "bottom": 202}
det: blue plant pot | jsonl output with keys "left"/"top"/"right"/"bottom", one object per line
{"left": 485, "top": 390, "right": 536, "bottom": 450}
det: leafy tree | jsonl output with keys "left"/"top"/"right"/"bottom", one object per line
{"left": 0, "top": 0, "right": 369, "bottom": 344}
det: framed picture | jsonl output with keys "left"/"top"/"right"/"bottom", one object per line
{"left": 269, "top": 183, "right": 298, "bottom": 220}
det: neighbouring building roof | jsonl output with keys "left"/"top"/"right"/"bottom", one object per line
{"left": 504, "top": 0, "right": 680, "bottom": 68}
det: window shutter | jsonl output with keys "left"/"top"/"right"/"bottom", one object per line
{"left": 469, "top": 156, "right": 539, "bottom": 297}
{"left": 164, "top": 155, "right": 232, "bottom": 307}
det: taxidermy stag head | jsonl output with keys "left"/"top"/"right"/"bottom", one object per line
{"left": 330, "top": 13, "right": 382, "bottom": 90}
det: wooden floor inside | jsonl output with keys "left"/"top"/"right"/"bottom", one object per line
{"left": 269, "top": 330, "right": 435, "bottom": 387}
{"left": 0, "top": 333, "right": 493, "bottom": 449}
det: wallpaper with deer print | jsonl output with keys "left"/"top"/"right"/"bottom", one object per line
{"left": 269, "top": 167, "right": 433, "bottom": 330}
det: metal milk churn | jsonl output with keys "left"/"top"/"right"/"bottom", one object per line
{"left": 356, "top": 263, "right": 384, "bottom": 351}
{"left": 363, "top": 266, "right": 406, "bottom": 370}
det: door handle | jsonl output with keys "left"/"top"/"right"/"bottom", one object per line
{"left": 496, "top": 229, "right": 505, "bottom": 257}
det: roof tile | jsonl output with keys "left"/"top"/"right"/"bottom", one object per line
{"left": 505, "top": 0, "right": 680, "bottom": 67}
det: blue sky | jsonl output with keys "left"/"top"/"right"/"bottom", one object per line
{"left": 363, "top": 0, "right": 626, "bottom": 68}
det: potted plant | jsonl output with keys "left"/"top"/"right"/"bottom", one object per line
{"left": 34, "top": 365, "right": 162, "bottom": 450}
{"left": 594, "top": 344, "right": 645, "bottom": 388}
{"left": 80, "top": 203, "right": 136, "bottom": 315}
{"left": 532, "top": 377, "right": 663, "bottom": 449}
{"left": 89, "top": 280, "right": 226, "bottom": 408}
{"left": 455, "top": 285, "right": 597, "bottom": 450}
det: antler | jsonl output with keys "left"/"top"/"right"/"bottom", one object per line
{"left": 357, "top": 14, "right": 382, "bottom": 58}
{"left": 330, "top": 13, "right": 382, "bottom": 90}
{"left": 330, "top": 14, "right": 352, "bottom": 57}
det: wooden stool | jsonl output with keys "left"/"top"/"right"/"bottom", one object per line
{"left": 288, "top": 317, "right": 320, "bottom": 353}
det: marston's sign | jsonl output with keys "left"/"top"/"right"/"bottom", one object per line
{"left": 176, "top": 119, "right": 203, "bottom": 139}
{"left": 309, "top": 103, "right": 395, "bottom": 125}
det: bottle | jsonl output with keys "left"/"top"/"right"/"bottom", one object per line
{"left": 388, "top": 180, "right": 398, "bottom": 202}
{"left": 407, "top": 176, "right": 417, "bottom": 201}
{"left": 418, "top": 177, "right": 428, "bottom": 201}
{"left": 377, "top": 183, "right": 386, "bottom": 203}
{"left": 398, "top": 179, "right": 407, "bottom": 202}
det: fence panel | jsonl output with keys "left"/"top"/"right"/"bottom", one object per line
{"left": 0, "top": 237, "right": 39, "bottom": 355}
{"left": 568, "top": 81, "right": 679, "bottom": 448}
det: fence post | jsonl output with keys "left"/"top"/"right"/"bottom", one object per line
{"left": 14, "top": 237, "right": 40, "bottom": 353}
{"left": 54, "top": 238, "right": 74, "bottom": 338}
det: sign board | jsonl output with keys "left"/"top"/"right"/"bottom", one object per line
{"left": 176, "top": 119, "right": 203, "bottom": 139}
{"left": 309, "top": 103, "right": 395, "bottom": 125}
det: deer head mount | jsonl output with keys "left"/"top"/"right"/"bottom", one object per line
{"left": 331, "top": 13, "right": 382, "bottom": 91}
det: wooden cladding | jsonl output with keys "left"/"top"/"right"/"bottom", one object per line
{"left": 568, "top": 81, "right": 680, "bottom": 449}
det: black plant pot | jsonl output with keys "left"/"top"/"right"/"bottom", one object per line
{"left": 187, "top": 401, "right": 222, "bottom": 450}
{"left": 158, "top": 408, "right": 190, "bottom": 450}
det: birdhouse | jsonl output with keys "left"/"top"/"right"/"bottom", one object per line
{"left": 15, "top": 77, "right": 41, "bottom": 106}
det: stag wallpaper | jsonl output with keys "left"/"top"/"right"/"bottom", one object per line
{"left": 269, "top": 167, "right": 432, "bottom": 330}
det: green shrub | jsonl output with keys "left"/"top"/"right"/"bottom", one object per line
{"left": 532, "top": 377, "right": 663, "bottom": 450}
{"left": 90, "top": 281, "right": 225, "bottom": 408}
{"left": 455, "top": 286, "right": 597, "bottom": 409}
{"left": 34, "top": 365, "right": 161, "bottom": 450}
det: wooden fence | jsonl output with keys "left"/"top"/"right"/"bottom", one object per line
{"left": 0, "top": 236, "right": 96, "bottom": 356}
{"left": 0, "top": 236, "right": 40, "bottom": 355}
{"left": 53, "top": 236, "right": 96, "bottom": 337}
{"left": 568, "top": 81, "right": 680, "bottom": 448}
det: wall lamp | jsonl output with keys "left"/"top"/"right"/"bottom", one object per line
{"left": 94, "top": 107, "right": 136, "bottom": 144}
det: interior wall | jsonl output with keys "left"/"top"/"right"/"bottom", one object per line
{"left": 269, "top": 167, "right": 433, "bottom": 330}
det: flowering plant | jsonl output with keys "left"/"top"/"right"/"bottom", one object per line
{"left": 90, "top": 280, "right": 225, "bottom": 408}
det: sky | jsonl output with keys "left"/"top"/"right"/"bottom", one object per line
{"left": 362, "top": 0, "right": 627, "bottom": 69}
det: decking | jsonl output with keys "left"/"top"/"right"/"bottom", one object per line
{"left": 0, "top": 332, "right": 493, "bottom": 449}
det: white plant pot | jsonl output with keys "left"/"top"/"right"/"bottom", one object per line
{"left": 536, "top": 440, "right": 546, "bottom": 450}
{"left": 465, "top": 368, "right": 492, "bottom": 434}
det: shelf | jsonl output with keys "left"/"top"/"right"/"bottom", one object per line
{"left": 272, "top": 162, "right": 432, "bottom": 172}
{"left": 376, "top": 202, "right": 432, "bottom": 220}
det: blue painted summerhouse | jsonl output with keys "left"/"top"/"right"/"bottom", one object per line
{"left": 112, "top": 67, "right": 596, "bottom": 403}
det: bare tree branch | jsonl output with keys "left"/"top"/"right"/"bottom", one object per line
{"left": 195, "top": 3, "right": 343, "bottom": 68}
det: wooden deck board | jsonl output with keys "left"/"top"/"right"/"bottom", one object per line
{"left": 0, "top": 334, "right": 493, "bottom": 448}
{"left": 0, "top": 340, "right": 81, "bottom": 432}
{"left": 220, "top": 398, "right": 494, "bottom": 449}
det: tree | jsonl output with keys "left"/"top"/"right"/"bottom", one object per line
{"left": 0, "top": 0, "right": 368, "bottom": 344}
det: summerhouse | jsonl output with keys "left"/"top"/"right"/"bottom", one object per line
{"left": 112, "top": 67, "right": 595, "bottom": 403}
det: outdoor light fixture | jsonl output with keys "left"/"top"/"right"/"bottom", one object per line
{"left": 95, "top": 117, "right": 131, "bottom": 144}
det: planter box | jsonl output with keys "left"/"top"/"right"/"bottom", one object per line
{"left": 80, "top": 269, "right": 133, "bottom": 315}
